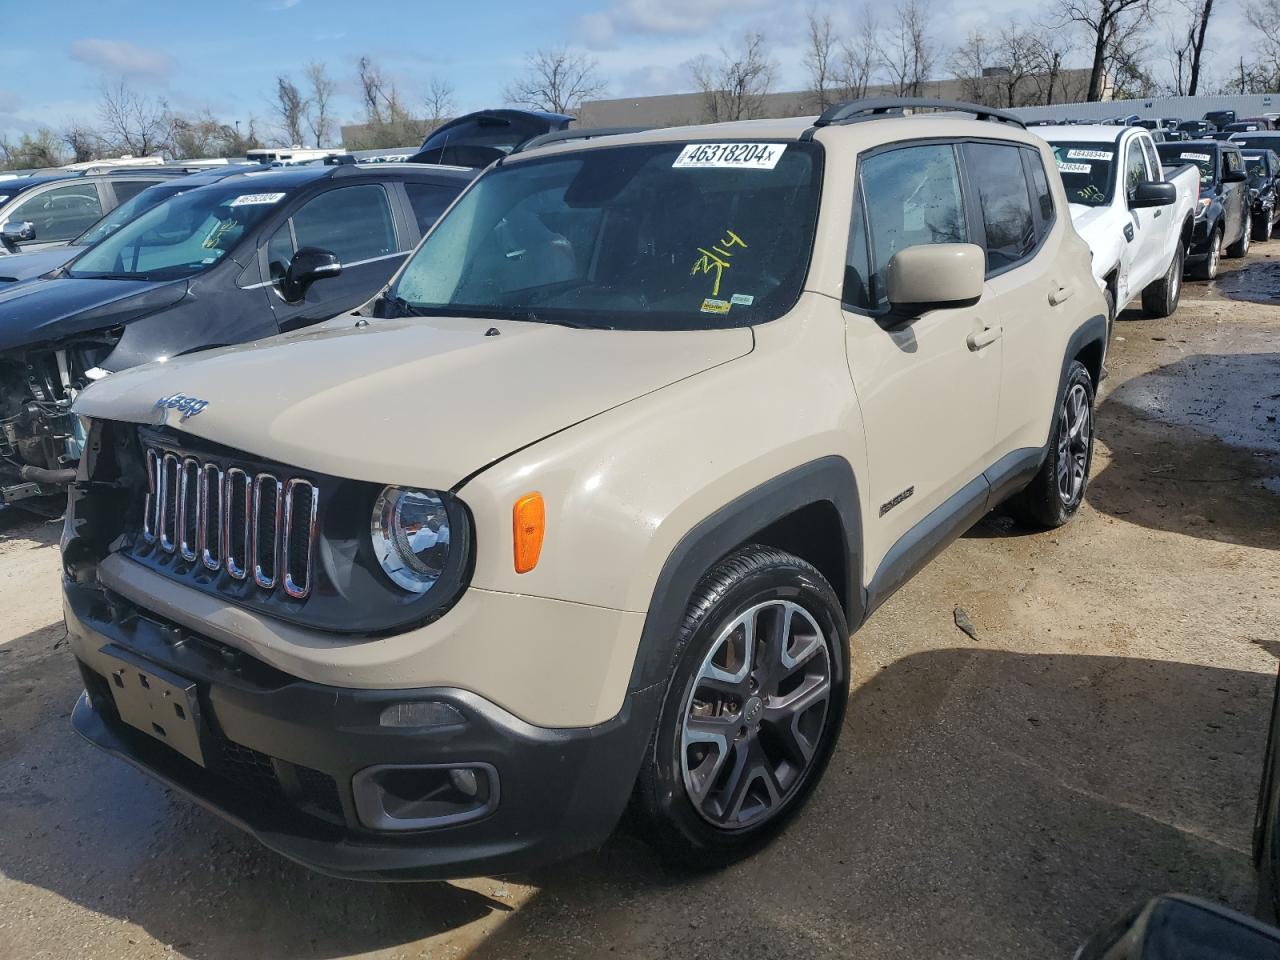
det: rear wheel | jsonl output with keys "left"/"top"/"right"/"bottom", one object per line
{"left": 1227, "top": 212, "right": 1251, "bottom": 258}
{"left": 1190, "top": 228, "right": 1222, "bottom": 280}
{"left": 634, "top": 545, "right": 849, "bottom": 866}
{"left": 1140, "top": 242, "right": 1184, "bottom": 318}
{"left": 1009, "top": 360, "right": 1095, "bottom": 529}
{"left": 1255, "top": 212, "right": 1275, "bottom": 242}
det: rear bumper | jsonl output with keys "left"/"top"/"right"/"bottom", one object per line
{"left": 66, "top": 579, "right": 661, "bottom": 881}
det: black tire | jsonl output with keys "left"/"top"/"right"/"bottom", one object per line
{"left": 1189, "top": 228, "right": 1222, "bottom": 281}
{"left": 1226, "top": 212, "right": 1251, "bottom": 258}
{"left": 633, "top": 544, "right": 849, "bottom": 867}
{"left": 1255, "top": 213, "right": 1275, "bottom": 243}
{"left": 1009, "top": 360, "right": 1095, "bottom": 529}
{"left": 1140, "top": 242, "right": 1184, "bottom": 319}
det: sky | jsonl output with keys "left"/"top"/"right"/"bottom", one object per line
{"left": 0, "top": 0, "right": 1262, "bottom": 143}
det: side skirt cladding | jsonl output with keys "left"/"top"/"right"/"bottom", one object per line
{"left": 628, "top": 456, "right": 865, "bottom": 695}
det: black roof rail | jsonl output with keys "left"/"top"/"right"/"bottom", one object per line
{"left": 512, "top": 126, "right": 650, "bottom": 155}
{"left": 803, "top": 97, "right": 1026, "bottom": 137}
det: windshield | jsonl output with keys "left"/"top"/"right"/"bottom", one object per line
{"left": 1050, "top": 142, "right": 1116, "bottom": 206}
{"left": 73, "top": 183, "right": 182, "bottom": 247}
{"left": 1245, "top": 157, "right": 1269, "bottom": 182}
{"left": 388, "top": 141, "right": 822, "bottom": 330}
{"left": 1159, "top": 147, "right": 1216, "bottom": 186}
{"left": 68, "top": 182, "right": 287, "bottom": 280}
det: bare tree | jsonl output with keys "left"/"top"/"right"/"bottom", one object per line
{"left": 274, "top": 75, "right": 306, "bottom": 147}
{"left": 424, "top": 76, "right": 455, "bottom": 131}
{"left": 60, "top": 120, "right": 101, "bottom": 163}
{"left": 0, "top": 128, "right": 65, "bottom": 169}
{"left": 1245, "top": 0, "right": 1280, "bottom": 89}
{"left": 880, "top": 0, "right": 934, "bottom": 97}
{"left": 1185, "top": 0, "right": 1216, "bottom": 93}
{"left": 303, "top": 62, "right": 334, "bottom": 147}
{"left": 357, "top": 56, "right": 392, "bottom": 124}
{"left": 97, "top": 80, "right": 170, "bottom": 156}
{"left": 949, "top": 33, "right": 998, "bottom": 104}
{"left": 836, "top": 7, "right": 881, "bottom": 100}
{"left": 1057, "top": 0, "right": 1154, "bottom": 101}
{"left": 804, "top": 10, "right": 840, "bottom": 110}
{"left": 170, "top": 110, "right": 262, "bottom": 159}
{"left": 688, "top": 32, "right": 778, "bottom": 122}
{"left": 504, "top": 47, "right": 606, "bottom": 113}
{"left": 1026, "top": 26, "right": 1075, "bottom": 104}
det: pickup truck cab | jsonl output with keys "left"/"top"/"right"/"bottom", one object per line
{"left": 1155, "top": 140, "right": 1252, "bottom": 279}
{"left": 1040, "top": 125, "right": 1196, "bottom": 326}
{"left": 61, "top": 99, "right": 1108, "bottom": 880}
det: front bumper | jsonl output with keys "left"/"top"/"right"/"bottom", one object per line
{"left": 66, "top": 579, "right": 661, "bottom": 881}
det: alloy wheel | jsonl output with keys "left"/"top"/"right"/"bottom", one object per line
{"left": 680, "top": 599, "right": 833, "bottom": 830}
{"left": 1208, "top": 234, "right": 1221, "bottom": 278}
{"left": 1056, "top": 383, "right": 1091, "bottom": 506}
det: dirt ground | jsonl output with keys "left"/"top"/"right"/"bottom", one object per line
{"left": 1, "top": 246, "right": 1278, "bottom": 960}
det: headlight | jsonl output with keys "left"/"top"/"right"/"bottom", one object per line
{"left": 370, "top": 486, "right": 452, "bottom": 594}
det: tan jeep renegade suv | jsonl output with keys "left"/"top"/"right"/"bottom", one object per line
{"left": 61, "top": 99, "right": 1107, "bottom": 879}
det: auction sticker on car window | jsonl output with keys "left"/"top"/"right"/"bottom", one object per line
{"left": 1181, "top": 153, "right": 1212, "bottom": 162}
{"left": 1067, "top": 149, "right": 1113, "bottom": 161}
{"left": 229, "top": 192, "right": 286, "bottom": 206}
{"left": 1057, "top": 161, "right": 1092, "bottom": 174}
{"left": 674, "top": 143, "right": 786, "bottom": 169}
{"left": 701, "top": 298, "right": 731, "bottom": 314}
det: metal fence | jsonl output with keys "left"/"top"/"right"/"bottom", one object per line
{"left": 1010, "top": 92, "right": 1279, "bottom": 122}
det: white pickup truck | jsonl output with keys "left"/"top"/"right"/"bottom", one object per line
{"left": 1037, "top": 125, "right": 1198, "bottom": 330}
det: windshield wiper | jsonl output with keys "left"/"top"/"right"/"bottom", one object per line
{"left": 515, "top": 310, "right": 607, "bottom": 330}
{"left": 384, "top": 294, "right": 429, "bottom": 318}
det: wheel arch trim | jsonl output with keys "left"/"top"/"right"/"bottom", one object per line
{"left": 628, "top": 456, "right": 864, "bottom": 693}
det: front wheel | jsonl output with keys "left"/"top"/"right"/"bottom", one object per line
{"left": 1227, "top": 212, "right": 1251, "bottom": 258}
{"left": 1190, "top": 229, "right": 1222, "bottom": 280}
{"left": 633, "top": 545, "right": 849, "bottom": 866}
{"left": 1009, "top": 360, "right": 1095, "bottom": 529}
{"left": 1140, "top": 242, "right": 1184, "bottom": 318}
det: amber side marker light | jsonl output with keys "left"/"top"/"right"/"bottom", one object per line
{"left": 513, "top": 493, "right": 545, "bottom": 574}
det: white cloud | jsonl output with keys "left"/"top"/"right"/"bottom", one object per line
{"left": 579, "top": 0, "right": 774, "bottom": 48}
{"left": 0, "top": 89, "right": 20, "bottom": 114}
{"left": 68, "top": 39, "right": 173, "bottom": 81}
{"left": 271, "top": 0, "right": 302, "bottom": 8}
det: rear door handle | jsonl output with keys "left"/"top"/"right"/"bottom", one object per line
{"left": 966, "top": 326, "right": 1002, "bottom": 351}
{"left": 1049, "top": 285, "right": 1074, "bottom": 306}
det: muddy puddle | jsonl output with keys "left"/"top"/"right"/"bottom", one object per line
{"left": 1213, "top": 259, "right": 1280, "bottom": 304}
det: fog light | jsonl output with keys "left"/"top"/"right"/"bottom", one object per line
{"left": 379, "top": 701, "right": 465, "bottom": 728}
{"left": 449, "top": 767, "right": 478, "bottom": 798}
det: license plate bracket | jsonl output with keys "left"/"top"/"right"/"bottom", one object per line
{"left": 101, "top": 644, "right": 206, "bottom": 767}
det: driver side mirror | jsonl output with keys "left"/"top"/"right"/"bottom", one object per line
{"left": 280, "top": 247, "right": 341, "bottom": 303}
{"left": 0, "top": 220, "right": 36, "bottom": 244}
{"left": 1225, "top": 168, "right": 1249, "bottom": 183}
{"left": 1130, "top": 180, "right": 1177, "bottom": 208}
{"left": 885, "top": 243, "right": 985, "bottom": 315}
{"left": 1075, "top": 895, "right": 1280, "bottom": 959}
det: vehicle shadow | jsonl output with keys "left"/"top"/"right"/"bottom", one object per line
{"left": 2, "top": 625, "right": 1272, "bottom": 958}
{"left": 1089, "top": 353, "right": 1280, "bottom": 550}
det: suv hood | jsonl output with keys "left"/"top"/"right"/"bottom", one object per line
{"left": 74, "top": 315, "right": 754, "bottom": 490}
{"left": 0, "top": 276, "right": 187, "bottom": 352}
{"left": 0, "top": 245, "right": 80, "bottom": 287}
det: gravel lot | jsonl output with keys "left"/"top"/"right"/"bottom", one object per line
{"left": 1, "top": 246, "right": 1278, "bottom": 959}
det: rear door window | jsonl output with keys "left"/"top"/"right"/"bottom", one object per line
{"left": 404, "top": 182, "right": 461, "bottom": 236}
{"left": 961, "top": 142, "right": 1036, "bottom": 273}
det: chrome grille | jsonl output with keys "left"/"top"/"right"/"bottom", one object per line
{"left": 142, "top": 445, "right": 320, "bottom": 599}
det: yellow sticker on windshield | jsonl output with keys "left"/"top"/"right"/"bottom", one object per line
{"left": 691, "top": 230, "right": 747, "bottom": 297}
{"left": 701, "top": 298, "right": 731, "bottom": 314}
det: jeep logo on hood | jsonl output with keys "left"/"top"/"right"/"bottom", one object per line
{"left": 155, "top": 393, "right": 209, "bottom": 422}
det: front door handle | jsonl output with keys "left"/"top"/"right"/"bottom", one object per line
{"left": 966, "top": 326, "right": 1002, "bottom": 351}
{"left": 1049, "top": 285, "right": 1075, "bottom": 306}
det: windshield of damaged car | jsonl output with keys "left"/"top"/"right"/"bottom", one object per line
{"left": 1245, "top": 156, "right": 1269, "bottom": 183}
{"left": 73, "top": 182, "right": 184, "bottom": 247}
{"left": 1049, "top": 143, "right": 1116, "bottom": 207}
{"left": 68, "top": 183, "right": 286, "bottom": 280}
{"left": 387, "top": 141, "right": 821, "bottom": 329}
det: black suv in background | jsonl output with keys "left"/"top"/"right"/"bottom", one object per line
{"left": 1204, "top": 109, "right": 1237, "bottom": 130}
{"left": 1244, "top": 149, "right": 1280, "bottom": 242}
{"left": 1156, "top": 140, "right": 1251, "bottom": 279}
{"left": 407, "top": 109, "right": 573, "bottom": 167}
{"left": 0, "top": 168, "right": 191, "bottom": 254}
{"left": 0, "top": 160, "right": 476, "bottom": 505}
{"left": 0, "top": 166, "right": 262, "bottom": 287}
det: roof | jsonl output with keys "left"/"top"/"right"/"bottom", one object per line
{"left": 0, "top": 172, "right": 81, "bottom": 193}
{"left": 1031, "top": 124, "right": 1129, "bottom": 144}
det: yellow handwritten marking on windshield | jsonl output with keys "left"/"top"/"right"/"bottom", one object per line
{"left": 1076, "top": 185, "right": 1104, "bottom": 204}
{"left": 203, "top": 220, "right": 235, "bottom": 249}
{"left": 691, "top": 230, "right": 747, "bottom": 297}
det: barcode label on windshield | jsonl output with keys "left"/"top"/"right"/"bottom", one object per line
{"left": 1067, "top": 149, "right": 1113, "bottom": 161}
{"left": 1057, "top": 162, "right": 1091, "bottom": 174}
{"left": 229, "top": 192, "right": 286, "bottom": 206}
{"left": 1181, "top": 153, "right": 1212, "bottom": 162}
{"left": 673, "top": 143, "right": 786, "bottom": 169}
